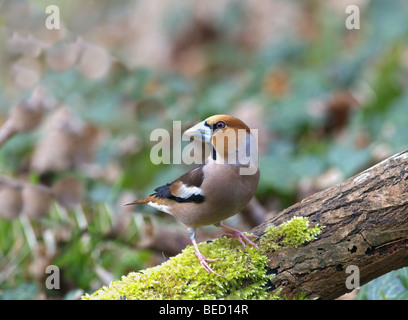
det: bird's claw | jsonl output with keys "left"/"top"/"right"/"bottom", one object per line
{"left": 225, "top": 231, "right": 260, "bottom": 251}
{"left": 194, "top": 252, "right": 224, "bottom": 278}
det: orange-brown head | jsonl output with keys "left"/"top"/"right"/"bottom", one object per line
{"left": 184, "top": 115, "right": 258, "bottom": 172}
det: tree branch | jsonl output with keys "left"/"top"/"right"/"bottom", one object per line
{"left": 252, "top": 149, "right": 408, "bottom": 299}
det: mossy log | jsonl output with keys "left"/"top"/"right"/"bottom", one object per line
{"left": 83, "top": 216, "right": 321, "bottom": 300}
{"left": 84, "top": 149, "right": 408, "bottom": 300}
{"left": 252, "top": 149, "right": 408, "bottom": 299}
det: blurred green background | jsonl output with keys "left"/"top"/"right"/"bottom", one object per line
{"left": 1, "top": 0, "right": 408, "bottom": 300}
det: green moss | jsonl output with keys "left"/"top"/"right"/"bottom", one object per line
{"left": 82, "top": 237, "right": 269, "bottom": 300}
{"left": 259, "top": 216, "right": 323, "bottom": 254}
{"left": 82, "top": 216, "right": 323, "bottom": 300}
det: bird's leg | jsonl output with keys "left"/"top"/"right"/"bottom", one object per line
{"left": 217, "top": 223, "right": 260, "bottom": 251}
{"left": 188, "top": 228, "right": 224, "bottom": 278}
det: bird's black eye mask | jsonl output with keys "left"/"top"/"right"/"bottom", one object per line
{"left": 204, "top": 121, "right": 217, "bottom": 160}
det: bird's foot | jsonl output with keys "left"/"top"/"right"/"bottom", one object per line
{"left": 225, "top": 232, "right": 260, "bottom": 251}
{"left": 221, "top": 225, "right": 260, "bottom": 251}
{"left": 194, "top": 251, "right": 224, "bottom": 278}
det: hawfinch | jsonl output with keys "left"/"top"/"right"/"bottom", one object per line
{"left": 125, "top": 115, "right": 260, "bottom": 277}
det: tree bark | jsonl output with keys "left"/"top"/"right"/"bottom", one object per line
{"left": 251, "top": 149, "right": 408, "bottom": 300}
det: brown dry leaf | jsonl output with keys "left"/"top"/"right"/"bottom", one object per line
{"left": 10, "top": 100, "right": 44, "bottom": 132}
{"left": 52, "top": 177, "right": 84, "bottom": 209}
{"left": 21, "top": 184, "right": 53, "bottom": 219}
{"left": 46, "top": 41, "right": 80, "bottom": 71}
{"left": 31, "top": 107, "right": 99, "bottom": 173}
{"left": 323, "top": 90, "right": 359, "bottom": 135}
{"left": 11, "top": 57, "right": 42, "bottom": 88}
{"left": 0, "top": 180, "right": 23, "bottom": 220}
{"left": 262, "top": 69, "right": 290, "bottom": 97}
{"left": 6, "top": 32, "right": 46, "bottom": 58}
{"left": 138, "top": 221, "right": 190, "bottom": 257}
{"left": 78, "top": 43, "right": 111, "bottom": 79}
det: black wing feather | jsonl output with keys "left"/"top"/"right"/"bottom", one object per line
{"left": 154, "top": 183, "right": 172, "bottom": 198}
{"left": 153, "top": 165, "right": 205, "bottom": 203}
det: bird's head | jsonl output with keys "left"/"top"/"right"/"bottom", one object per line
{"left": 183, "top": 115, "right": 258, "bottom": 173}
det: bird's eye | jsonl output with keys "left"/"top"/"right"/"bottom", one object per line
{"left": 215, "top": 121, "right": 226, "bottom": 130}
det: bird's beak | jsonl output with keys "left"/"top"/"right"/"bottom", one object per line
{"left": 183, "top": 120, "right": 212, "bottom": 143}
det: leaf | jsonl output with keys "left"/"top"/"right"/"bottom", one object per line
{"left": 396, "top": 268, "right": 408, "bottom": 290}
{"left": 358, "top": 268, "right": 408, "bottom": 300}
{"left": 0, "top": 283, "right": 38, "bottom": 300}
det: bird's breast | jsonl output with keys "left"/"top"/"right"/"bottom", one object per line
{"left": 172, "top": 164, "right": 259, "bottom": 228}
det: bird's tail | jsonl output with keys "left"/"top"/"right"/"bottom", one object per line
{"left": 122, "top": 195, "right": 155, "bottom": 206}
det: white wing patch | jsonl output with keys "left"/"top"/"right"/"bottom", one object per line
{"left": 147, "top": 201, "right": 173, "bottom": 215}
{"left": 176, "top": 184, "right": 204, "bottom": 199}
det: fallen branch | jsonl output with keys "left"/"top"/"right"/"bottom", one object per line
{"left": 252, "top": 149, "right": 408, "bottom": 299}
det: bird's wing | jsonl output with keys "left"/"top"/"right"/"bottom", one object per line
{"left": 156, "top": 164, "right": 206, "bottom": 203}
{"left": 124, "top": 164, "right": 206, "bottom": 206}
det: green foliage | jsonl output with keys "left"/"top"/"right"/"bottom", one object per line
{"left": 0, "top": 283, "right": 38, "bottom": 300}
{"left": 358, "top": 267, "right": 408, "bottom": 300}
{"left": 0, "top": 203, "right": 148, "bottom": 296}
